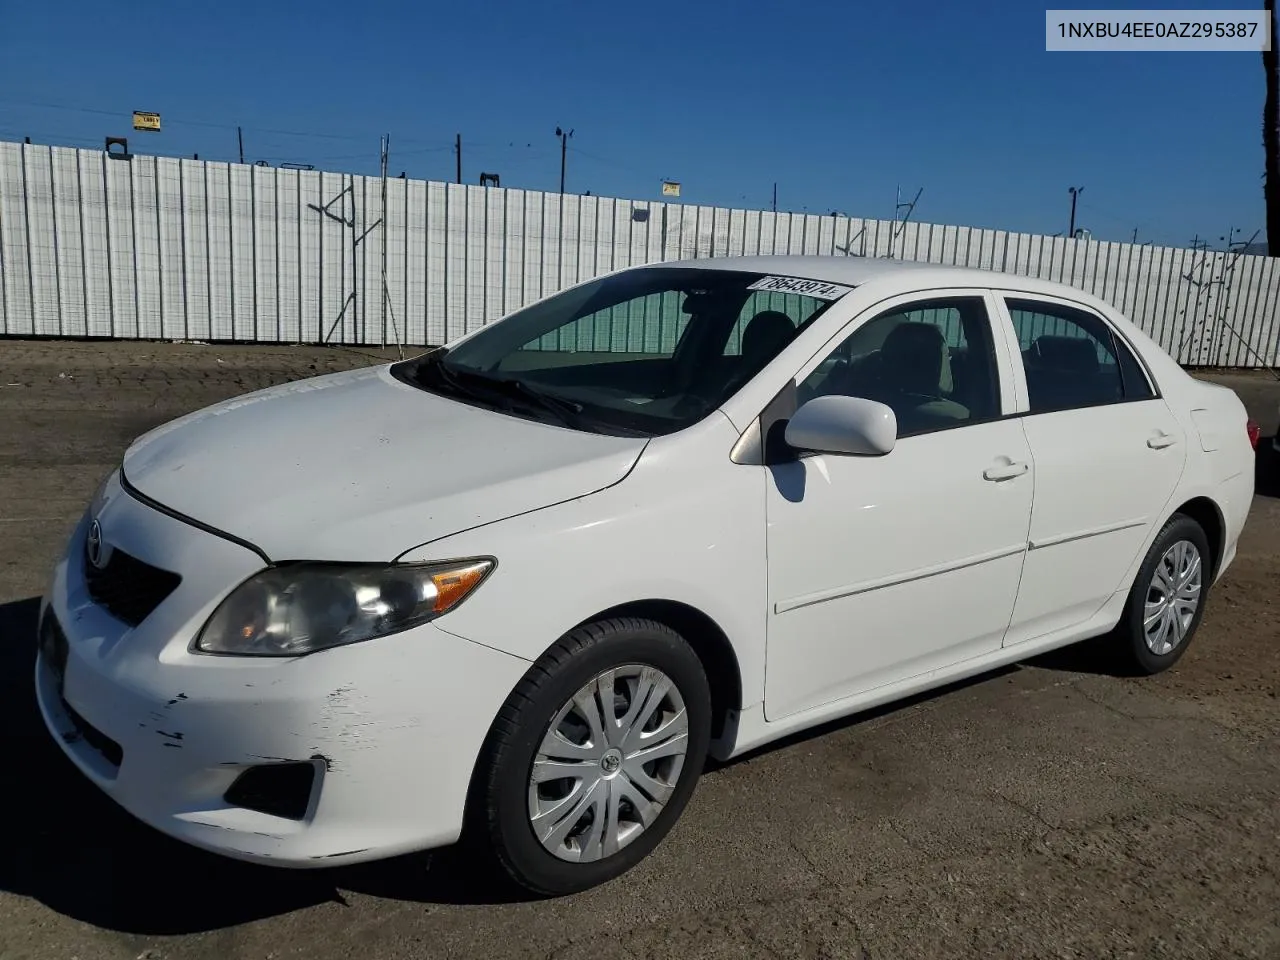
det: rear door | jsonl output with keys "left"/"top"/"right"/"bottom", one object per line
{"left": 990, "top": 292, "right": 1188, "bottom": 646}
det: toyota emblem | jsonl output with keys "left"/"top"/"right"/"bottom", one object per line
{"left": 86, "top": 519, "right": 106, "bottom": 569}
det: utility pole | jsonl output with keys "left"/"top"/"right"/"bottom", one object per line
{"left": 556, "top": 126, "right": 573, "bottom": 193}
{"left": 1132, "top": 227, "right": 1139, "bottom": 243}
{"left": 1068, "top": 186, "right": 1083, "bottom": 237}
{"left": 237, "top": 126, "right": 244, "bottom": 165}
{"left": 1265, "top": 0, "right": 1279, "bottom": 254}
{"left": 455, "top": 134, "right": 461, "bottom": 184}
{"left": 772, "top": 182, "right": 777, "bottom": 212}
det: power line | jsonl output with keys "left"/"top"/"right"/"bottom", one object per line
{"left": 0, "top": 96, "right": 442, "bottom": 145}
{"left": 568, "top": 143, "right": 650, "bottom": 178}
{"left": 0, "top": 128, "right": 101, "bottom": 148}
{"left": 1078, "top": 200, "right": 1147, "bottom": 229}
{"left": 312, "top": 144, "right": 454, "bottom": 161}
{"left": 0, "top": 122, "right": 456, "bottom": 173}
{"left": 1075, "top": 199, "right": 1252, "bottom": 248}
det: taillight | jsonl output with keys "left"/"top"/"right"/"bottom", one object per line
{"left": 1246, "top": 419, "right": 1260, "bottom": 450}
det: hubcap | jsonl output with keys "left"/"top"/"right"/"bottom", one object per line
{"left": 528, "top": 664, "right": 689, "bottom": 863}
{"left": 1144, "top": 539, "right": 1202, "bottom": 656}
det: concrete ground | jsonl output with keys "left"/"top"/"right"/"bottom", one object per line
{"left": 0, "top": 339, "right": 1277, "bottom": 960}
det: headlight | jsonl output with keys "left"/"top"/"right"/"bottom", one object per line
{"left": 194, "top": 558, "right": 495, "bottom": 657}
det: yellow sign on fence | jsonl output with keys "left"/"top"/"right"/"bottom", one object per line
{"left": 132, "top": 111, "right": 161, "bottom": 132}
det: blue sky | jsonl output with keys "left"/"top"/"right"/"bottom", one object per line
{"left": 0, "top": 0, "right": 1267, "bottom": 248}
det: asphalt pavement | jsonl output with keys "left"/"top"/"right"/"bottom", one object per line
{"left": 1, "top": 341, "right": 1277, "bottom": 960}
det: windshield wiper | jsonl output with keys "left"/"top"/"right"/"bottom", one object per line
{"left": 422, "top": 356, "right": 586, "bottom": 428}
{"left": 413, "top": 353, "right": 655, "bottom": 435}
{"left": 415, "top": 353, "right": 492, "bottom": 404}
{"left": 488, "top": 377, "right": 585, "bottom": 425}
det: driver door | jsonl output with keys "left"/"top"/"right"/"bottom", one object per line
{"left": 763, "top": 291, "right": 1035, "bottom": 721}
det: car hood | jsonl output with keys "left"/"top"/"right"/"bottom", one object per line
{"left": 121, "top": 364, "right": 648, "bottom": 562}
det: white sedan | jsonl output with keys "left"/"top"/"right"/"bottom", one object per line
{"left": 36, "top": 255, "right": 1255, "bottom": 896}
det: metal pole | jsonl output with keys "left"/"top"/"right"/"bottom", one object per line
{"left": 352, "top": 176, "right": 359, "bottom": 343}
{"left": 1068, "top": 186, "right": 1082, "bottom": 237}
{"left": 892, "top": 186, "right": 923, "bottom": 259}
{"left": 380, "top": 135, "right": 389, "bottom": 349}
{"left": 237, "top": 126, "right": 244, "bottom": 165}
{"left": 772, "top": 182, "right": 777, "bottom": 212}
{"left": 455, "top": 134, "right": 461, "bottom": 184}
{"left": 554, "top": 127, "right": 573, "bottom": 193}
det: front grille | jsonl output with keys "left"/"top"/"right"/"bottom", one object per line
{"left": 84, "top": 544, "right": 182, "bottom": 627}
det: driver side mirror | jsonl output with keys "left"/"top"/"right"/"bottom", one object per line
{"left": 784, "top": 395, "right": 897, "bottom": 456}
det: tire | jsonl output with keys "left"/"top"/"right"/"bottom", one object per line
{"left": 477, "top": 617, "right": 711, "bottom": 896}
{"left": 1115, "top": 512, "right": 1213, "bottom": 675}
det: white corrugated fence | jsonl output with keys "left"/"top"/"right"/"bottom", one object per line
{"left": 0, "top": 140, "right": 1277, "bottom": 367}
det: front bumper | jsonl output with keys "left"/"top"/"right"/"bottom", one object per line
{"left": 35, "top": 474, "right": 531, "bottom": 868}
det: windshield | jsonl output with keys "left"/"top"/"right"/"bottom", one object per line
{"left": 391, "top": 266, "right": 849, "bottom": 436}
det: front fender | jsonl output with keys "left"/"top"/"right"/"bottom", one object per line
{"left": 401, "top": 412, "right": 769, "bottom": 709}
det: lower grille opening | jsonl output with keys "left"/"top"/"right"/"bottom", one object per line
{"left": 38, "top": 612, "right": 69, "bottom": 682}
{"left": 224, "top": 762, "right": 317, "bottom": 820}
{"left": 40, "top": 612, "right": 125, "bottom": 769}
{"left": 63, "top": 701, "right": 125, "bottom": 768}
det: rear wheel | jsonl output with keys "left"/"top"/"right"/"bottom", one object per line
{"left": 477, "top": 617, "right": 711, "bottom": 896}
{"left": 1116, "top": 513, "right": 1212, "bottom": 675}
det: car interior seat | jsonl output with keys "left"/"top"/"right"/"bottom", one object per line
{"left": 877, "top": 322, "right": 950, "bottom": 397}
{"left": 739, "top": 310, "right": 797, "bottom": 376}
{"left": 858, "top": 321, "right": 970, "bottom": 433}
{"left": 1025, "top": 334, "right": 1109, "bottom": 409}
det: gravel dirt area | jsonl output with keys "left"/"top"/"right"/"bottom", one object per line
{"left": 1, "top": 339, "right": 1277, "bottom": 960}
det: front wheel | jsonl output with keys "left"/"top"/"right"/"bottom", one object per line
{"left": 477, "top": 617, "right": 711, "bottom": 896}
{"left": 1115, "top": 513, "right": 1212, "bottom": 675}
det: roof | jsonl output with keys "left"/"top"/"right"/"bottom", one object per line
{"left": 653, "top": 254, "right": 1133, "bottom": 325}
{"left": 663, "top": 254, "right": 1024, "bottom": 289}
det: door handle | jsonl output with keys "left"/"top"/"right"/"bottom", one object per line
{"left": 1147, "top": 432, "right": 1178, "bottom": 450}
{"left": 983, "top": 460, "right": 1029, "bottom": 482}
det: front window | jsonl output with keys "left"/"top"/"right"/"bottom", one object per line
{"left": 392, "top": 267, "right": 848, "bottom": 436}
{"left": 797, "top": 296, "right": 1003, "bottom": 437}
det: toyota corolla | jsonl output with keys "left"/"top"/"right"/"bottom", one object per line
{"left": 36, "top": 255, "right": 1255, "bottom": 895}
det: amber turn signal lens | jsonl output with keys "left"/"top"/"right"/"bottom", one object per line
{"left": 429, "top": 561, "right": 493, "bottom": 614}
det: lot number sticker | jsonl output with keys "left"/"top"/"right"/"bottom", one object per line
{"left": 746, "top": 276, "right": 853, "bottom": 299}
